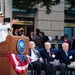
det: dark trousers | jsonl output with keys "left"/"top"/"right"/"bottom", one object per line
{"left": 31, "top": 61, "right": 51, "bottom": 75}
{"left": 41, "top": 62, "right": 51, "bottom": 75}
{"left": 49, "top": 63, "right": 66, "bottom": 75}
{"left": 58, "top": 63, "right": 66, "bottom": 75}
{"left": 49, "top": 64, "right": 56, "bottom": 75}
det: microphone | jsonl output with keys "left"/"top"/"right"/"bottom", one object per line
{"left": 7, "top": 28, "right": 11, "bottom": 35}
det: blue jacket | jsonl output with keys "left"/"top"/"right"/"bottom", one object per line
{"left": 57, "top": 50, "right": 75, "bottom": 65}
{"left": 40, "top": 49, "right": 56, "bottom": 63}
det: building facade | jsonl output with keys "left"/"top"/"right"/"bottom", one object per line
{"left": 0, "top": 0, "right": 65, "bottom": 39}
{"left": 36, "top": 0, "right": 64, "bottom": 39}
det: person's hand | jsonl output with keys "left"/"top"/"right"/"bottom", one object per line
{"left": 39, "top": 58, "right": 43, "bottom": 62}
{"left": 29, "top": 56, "right": 33, "bottom": 61}
{"left": 50, "top": 62, "right": 54, "bottom": 64}
{"left": 50, "top": 61, "right": 58, "bottom": 66}
{"left": 10, "top": 19, "right": 19, "bottom": 25}
{"left": 71, "top": 62, "right": 74, "bottom": 64}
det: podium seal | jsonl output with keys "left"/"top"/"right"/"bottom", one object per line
{"left": 17, "top": 39, "right": 26, "bottom": 54}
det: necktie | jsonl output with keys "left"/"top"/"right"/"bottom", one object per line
{"left": 33, "top": 50, "right": 40, "bottom": 58}
{"left": 65, "top": 52, "right": 68, "bottom": 56}
{"left": 33, "top": 50, "right": 38, "bottom": 55}
{"left": 47, "top": 51, "right": 51, "bottom": 56}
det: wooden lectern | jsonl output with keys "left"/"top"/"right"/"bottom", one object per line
{"left": 0, "top": 35, "right": 29, "bottom": 75}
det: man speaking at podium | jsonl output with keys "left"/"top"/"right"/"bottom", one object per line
{"left": 0, "top": 11, "right": 19, "bottom": 42}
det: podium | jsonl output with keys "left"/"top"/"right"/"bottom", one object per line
{"left": 0, "top": 35, "right": 29, "bottom": 75}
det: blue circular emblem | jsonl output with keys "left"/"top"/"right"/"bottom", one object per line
{"left": 17, "top": 39, "right": 26, "bottom": 54}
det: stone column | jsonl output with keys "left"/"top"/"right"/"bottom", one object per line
{"left": 5, "top": 0, "right": 12, "bottom": 34}
{"left": 1, "top": 0, "right": 5, "bottom": 14}
{"left": 5, "top": 0, "right": 12, "bottom": 21}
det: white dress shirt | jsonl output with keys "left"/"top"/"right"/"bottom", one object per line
{"left": 31, "top": 49, "right": 39, "bottom": 62}
{"left": 0, "top": 23, "right": 11, "bottom": 42}
{"left": 47, "top": 50, "right": 50, "bottom": 53}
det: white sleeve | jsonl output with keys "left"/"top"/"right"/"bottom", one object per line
{"left": 0, "top": 23, "right": 11, "bottom": 31}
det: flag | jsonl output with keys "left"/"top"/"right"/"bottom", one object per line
{"left": 8, "top": 54, "right": 30, "bottom": 74}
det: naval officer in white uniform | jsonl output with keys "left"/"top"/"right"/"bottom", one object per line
{"left": 0, "top": 11, "right": 19, "bottom": 42}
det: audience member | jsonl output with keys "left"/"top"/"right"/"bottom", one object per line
{"left": 60, "top": 36, "right": 64, "bottom": 42}
{"left": 41, "top": 32, "right": 49, "bottom": 47}
{"left": 53, "top": 35, "right": 60, "bottom": 42}
{"left": 29, "top": 31, "right": 34, "bottom": 41}
{"left": 13, "top": 28, "right": 19, "bottom": 36}
{"left": 33, "top": 29, "right": 42, "bottom": 48}
{"left": 71, "top": 37, "right": 75, "bottom": 49}
{"left": 40, "top": 42, "right": 66, "bottom": 75}
{"left": 18, "top": 28, "right": 25, "bottom": 36}
{"left": 28, "top": 41, "right": 51, "bottom": 75}
{"left": 58, "top": 43, "right": 75, "bottom": 69}
{"left": 64, "top": 34, "right": 71, "bottom": 49}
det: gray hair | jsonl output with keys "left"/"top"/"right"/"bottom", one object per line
{"left": 44, "top": 42, "right": 51, "bottom": 46}
{"left": 62, "top": 43, "right": 69, "bottom": 47}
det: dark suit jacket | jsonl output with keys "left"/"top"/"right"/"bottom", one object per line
{"left": 72, "top": 39, "right": 75, "bottom": 49}
{"left": 57, "top": 50, "right": 75, "bottom": 65}
{"left": 40, "top": 49, "right": 56, "bottom": 63}
{"left": 29, "top": 36, "right": 34, "bottom": 41}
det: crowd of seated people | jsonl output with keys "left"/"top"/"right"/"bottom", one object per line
{"left": 28, "top": 29, "right": 75, "bottom": 50}
{"left": 13, "top": 27, "right": 75, "bottom": 50}
{"left": 40, "top": 42, "right": 66, "bottom": 75}
{"left": 13, "top": 27, "right": 25, "bottom": 36}
{"left": 28, "top": 41, "right": 75, "bottom": 75}
{"left": 13, "top": 27, "right": 75, "bottom": 75}
{"left": 28, "top": 41, "right": 52, "bottom": 75}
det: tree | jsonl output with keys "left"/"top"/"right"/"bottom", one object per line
{"left": 66, "top": 0, "right": 75, "bottom": 9}
{"left": 13, "top": 0, "right": 60, "bottom": 14}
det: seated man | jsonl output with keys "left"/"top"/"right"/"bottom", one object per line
{"left": 40, "top": 42, "right": 66, "bottom": 75}
{"left": 58, "top": 43, "right": 75, "bottom": 69}
{"left": 28, "top": 41, "right": 51, "bottom": 75}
